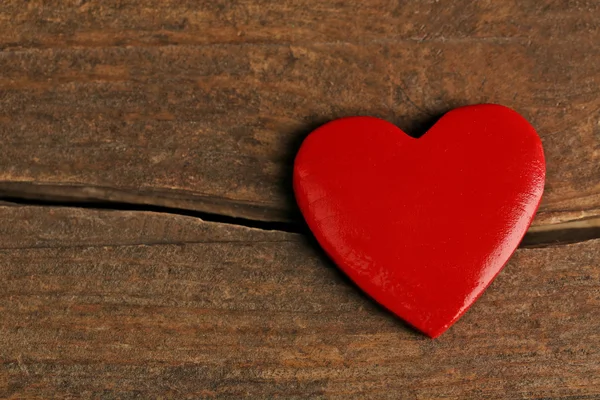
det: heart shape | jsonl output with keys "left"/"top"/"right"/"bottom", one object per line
{"left": 293, "top": 104, "right": 545, "bottom": 338}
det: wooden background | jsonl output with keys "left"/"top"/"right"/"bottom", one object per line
{"left": 1, "top": 1, "right": 599, "bottom": 399}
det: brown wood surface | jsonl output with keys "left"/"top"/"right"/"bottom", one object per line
{"left": 1, "top": 2, "right": 600, "bottom": 399}
{"left": 0, "top": 206, "right": 599, "bottom": 399}
{"left": 1, "top": 1, "right": 600, "bottom": 226}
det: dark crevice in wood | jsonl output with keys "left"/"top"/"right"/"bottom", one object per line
{"left": 521, "top": 226, "right": 600, "bottom": 248}
{"left": 1, "top": 195, "right": 599, "bottom": 247}
{"left": 0, "top": 196, "right": 305, "bottom": 234}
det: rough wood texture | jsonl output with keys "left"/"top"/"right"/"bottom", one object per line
{"left": 1, "top": 1, "right": 599, "bottom": 225}
{"left": 1, "top": 206, "right": 599, "bottom": 399}
{"left": 1, "top": 2, "right": 599, "bottom": 398}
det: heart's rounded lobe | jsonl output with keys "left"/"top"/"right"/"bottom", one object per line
{"left": 293, "top": 104, "right": 545, "bottom": 338}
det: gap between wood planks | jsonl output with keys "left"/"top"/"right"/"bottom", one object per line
{"left": 1, "top": 195, "right": 599, "bottom": 249}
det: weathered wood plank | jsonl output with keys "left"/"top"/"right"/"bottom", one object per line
{"left": 1, "top": 206, "right": 599, "bottom": 398}
{"left": 1, "top": 1, "right": 598, "bottom": 49}
{"left": 0, "top": 1, "right": 599, "bottom": 226}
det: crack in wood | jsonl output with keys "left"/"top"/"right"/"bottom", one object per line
{"left": 0, "top": 195, "right": 302, "bottom": 234}
{"left": 1, "top": 195, "right": 599, "bottom": 248}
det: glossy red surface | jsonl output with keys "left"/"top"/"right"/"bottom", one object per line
{"left": 293, "top": 104, "right": 545, "bottom": 338}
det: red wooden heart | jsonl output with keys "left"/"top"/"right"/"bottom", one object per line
{"left": 293, "top": 104, "right": 545, "bottom": 338}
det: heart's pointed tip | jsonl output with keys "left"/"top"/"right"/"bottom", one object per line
{"left": 425, "top": 329, "right": 445, "bottom": 339}
{"left": 403, "top": 316, "right": 450, "bottom": 339}
{"left": 418, "top": 324, "right": 448, "bottom": 339}
{"left": 410, "top": 315, "right": 456, "bottom": 339}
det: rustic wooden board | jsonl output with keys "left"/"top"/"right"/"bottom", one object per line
{"left": 1, "top": 206, "right": 599, "bottom": 399}
{"left": 1, "top": 1, "right": 600, "bottom": 226}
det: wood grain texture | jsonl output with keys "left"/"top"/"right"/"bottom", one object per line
{"left": 1, "top": 1, "right": 599, "bottom": 225}
{"left": 1, "top": 206, "right": 599, "bottom": 399}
